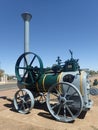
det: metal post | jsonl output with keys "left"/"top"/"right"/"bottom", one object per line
{"left": 21, "top": 12, "right": 32, "bottom": 53}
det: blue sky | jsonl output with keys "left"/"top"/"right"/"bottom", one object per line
{"left": 0, "top": 0, "right": 98, "bottom": 75}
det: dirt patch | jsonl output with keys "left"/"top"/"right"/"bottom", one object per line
{"left": 0, "top": 89, "right": 98, "bottom": 130}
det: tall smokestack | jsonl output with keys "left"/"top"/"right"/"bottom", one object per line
{"left": 21, "top": 12, "right": 32, "bottom": 53}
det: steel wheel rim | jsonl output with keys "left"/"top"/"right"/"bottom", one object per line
{"left": 46, "top": 82, "right": 83, "bottom": 122}
{"left": 15, "top": 52, "right": 43, "bottom": 86}
{"left": 14, "top": 89, "right": 34, "bottom": 114}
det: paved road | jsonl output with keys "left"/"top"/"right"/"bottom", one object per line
{"left": 0, "top": 83, "right": 17, "bottom": 91}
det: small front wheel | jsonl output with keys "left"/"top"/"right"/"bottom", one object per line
{"left": 14, "top": 89, "right": 34, "bottom": 114}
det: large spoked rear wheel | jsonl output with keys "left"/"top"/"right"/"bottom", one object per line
{"left": 14, "top": 89, "right": 34, "bottom": 114}
{"left": 46, "top": 82, "right": 83, "bottom": 122}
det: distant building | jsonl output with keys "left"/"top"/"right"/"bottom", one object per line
{"left": 0, "top": 68, "right": 8, "bottom": 83}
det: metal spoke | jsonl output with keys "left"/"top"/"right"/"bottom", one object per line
{"left": 51, "top": 103, "right": 60, "bottom": 109}
{"left": 16, "top": 66, "right": 27, "bottom": 70}
{"left": 19, "top": 102, "right": 24, "bottom": 110}
{"left": 24, "top": 56, "right": 28, "bottom": 66}
{"left": 22, "top": 102, "right": 26, "bottom": 111}
{"left": 24, "top": 100, "right": 29, "bottom": 109}
{"left": 29, "top": 55, "right": 36, "bottom": 66}
{"left": 55, "top": 88, "right": 61, "bottom": 96}
{"left": 66, "top": 104, "right": 74, "bottom": 119}
{"left": 68, "top": 91, "right": 77, "bottom": 99}
{"left": 17, "top": 97, "right": 21, "bottom": 101}
{"left": 17, "top": 101, "right": 21, "bottom": 106}
{"left": 66, "top": 86, "right": 71, "bottom": 93}
{"left": 64, "top": 105, "right": 67, "bottom": 117}
{"left": 64, "top": 86, "right": 71, "bottom": 97}
{"left": 21, "top": 90, "right": 25, "bottom": 96}
{"left": 56, "top": 104, "right": 62, "bottom": 115}
{"left": 66, "top": 100, "right": 74, "bottom": 103}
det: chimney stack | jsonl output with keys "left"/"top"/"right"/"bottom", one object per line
{"left": 21, "top": 12, "right": 32, "bottom": 53}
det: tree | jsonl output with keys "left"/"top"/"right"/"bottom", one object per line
{"left": 89, "top": 70, "right": 98, "bottom": 75}
{"left": 93, "top": 79, "right": 98, "bottom": 86}
{"left": 0, "top": 69, "right": 4, "bottom": 81}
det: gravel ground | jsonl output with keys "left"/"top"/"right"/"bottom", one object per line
{"left": 0, "top": 88, "right": 98, "bottom": 130}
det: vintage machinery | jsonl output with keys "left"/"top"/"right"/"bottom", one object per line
{"left": 14, "top": 50, "right": 93, "bottom": 122}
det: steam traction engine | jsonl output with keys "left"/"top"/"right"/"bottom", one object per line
{"left": 14, "top": 50, "right": 93, "bottom": 122}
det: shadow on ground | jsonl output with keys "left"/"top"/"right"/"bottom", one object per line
{"left": 0, "top": 96, "right": 87, "bottom": 123}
